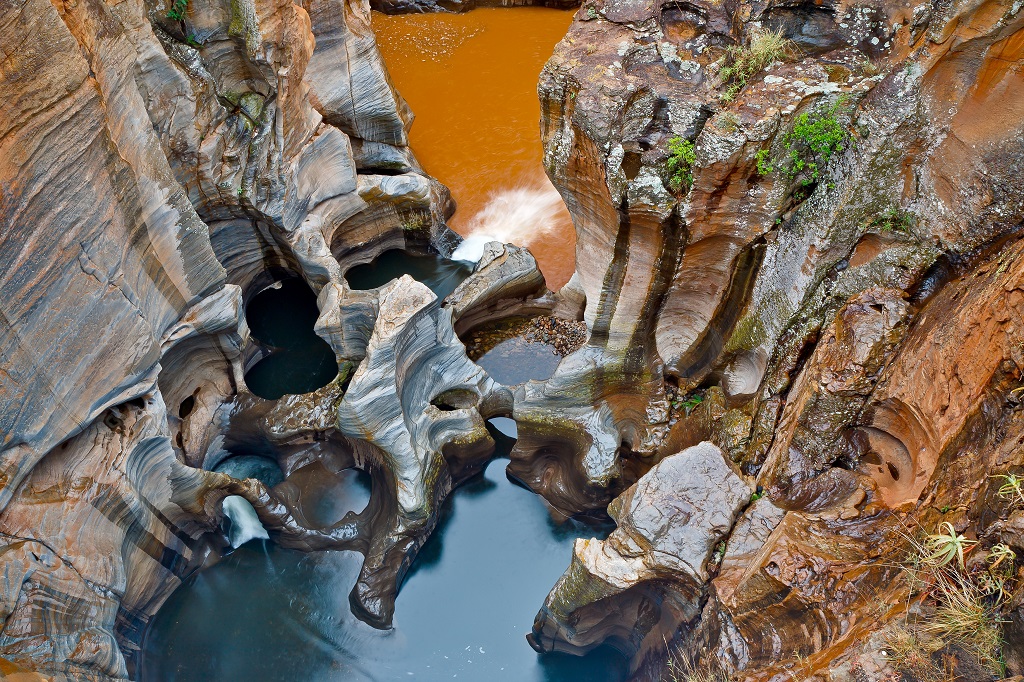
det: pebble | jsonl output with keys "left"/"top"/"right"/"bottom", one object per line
{"left": 522, "top": 316, "right": 587, "bottom": 356}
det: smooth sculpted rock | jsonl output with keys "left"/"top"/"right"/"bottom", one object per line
{"left": 0, "top": 0, "right": 460, "bottom": 671}
{"left": 228, "top": 275, "right": 508, "bottom": 629}
{"left": 445, "top": 242, "right": 549, "bottom": 335}
{"left": 529, "top": 442, "right": 750, "bottom": 669}
{"left": 514, "top": 0, "right": 1024, "bottom": 516}
{"left": 335, "top": 275, "right": 503, "bottom": 626}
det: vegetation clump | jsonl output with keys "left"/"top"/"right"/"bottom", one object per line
{"left": 717, "top": 29, "right": 794, "bottom": 103}
{"left": 755, "top": 98, "right": 850, "bottom": 188}
{"left": 994, "top": 473, "right": 1024, "bottom": 505}
{"left": 167, "top": 0, "right": 189, "bottom": 20}
{"left": 666, "top": 136, "right": 697, "bottom": 192}
{"left": 869, "top": 208, "right": 916, "bottom": 233}
{"left": 666, "top": 650, "right": 731, "bottom": 682}
{"left": 887, "top": 522, "right": 1019, "bottom": 680}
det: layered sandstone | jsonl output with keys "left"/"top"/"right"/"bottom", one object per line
{"left": 4, "top": 0, "right": 1024, "bottom": 677}
{"left": 518, "top": 0, "right": 1024, "bottom": 677}
{"left": 0, "top": 0, "right": 541, "bottom": 675}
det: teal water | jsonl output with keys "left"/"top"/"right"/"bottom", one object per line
{"left": 344, "top": 249, "right": 472, "bottom": 300}
{"left": 141, "top": 431, "right": 626, "bottom": 682}
{"left": 244, "top": 278, "right": 338, "bottom": 400}
{"left": 475, "top": 337, "right": 561, "bottom": 386}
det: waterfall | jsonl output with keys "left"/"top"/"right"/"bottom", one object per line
{"left": 451, "top": 180, "right": 565, "bottom": 264}
{"left": 222, "top": 495, "right": 270, "bottom": 548}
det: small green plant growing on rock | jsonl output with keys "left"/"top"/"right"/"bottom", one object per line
{"left": 717, "top": 28, "right": 794, "bottom": 103}
{"left": 666, "top": 136, "right": 696, "bottom": 192}
{"left": 756, "top": 98, "right": 850, "bottom": 189}
{"left": 923, "top": 522, "right": 976, "bottom": 568}
{"left": 679, "top": 392, "right": 703, "bottom": 414}
{"left": 995, "top": 473, "right": 1024, "bottom": 506}
{"left": 167, "top": 0, "right": 189, "bottom": 20}
{"left": 869, "top": 208, "right": 915, "bottom": 233}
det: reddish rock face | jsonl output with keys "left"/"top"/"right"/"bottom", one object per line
{"left": 512, "top": 0, "right": 1024, "bottom": 676}
{"left": 2, "top": 0, "right": 1024, "bottom": 674}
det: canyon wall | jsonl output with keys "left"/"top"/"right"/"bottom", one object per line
{"left": 519, "top": 0, "right": 1024, "bottom": 678}
{"left": 0, "top": 0, "right": 486, "bottom": 674}
{"left": 3, "top": 0, "right": 1024, "bottom": 677}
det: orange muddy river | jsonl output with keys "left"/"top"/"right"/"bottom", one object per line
{"left": 372, "top": 8, "right": 576, "bottom": 289}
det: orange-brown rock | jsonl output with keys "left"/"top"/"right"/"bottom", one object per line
{"left": 520, "top": 0, "right": 1024, "bottom": 676}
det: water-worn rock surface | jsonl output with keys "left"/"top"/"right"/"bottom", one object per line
{"left": 508, "top": 0, "right": 1024, "bottom": 676}
{"left": 0, "top": 0, "right": 548, "bottom": 675}
{"left": 3, "top": 0, "right": 1024, "bottom": 676}
{"left": 529, "top": 442, "right": 750, "bottom": 671}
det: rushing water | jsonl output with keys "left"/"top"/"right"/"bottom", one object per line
{"left": 141, "top": 429, "right": 627, "bottom": 682}
{"left": 372, "top": 8, "right": 577, "bottom": 289}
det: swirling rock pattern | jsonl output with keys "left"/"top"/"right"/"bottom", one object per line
{"left": 513, "top": 0, "right": 1024, "bottom": 675}
{"left": 4, "top": 0, "right": 1024, "bottom": 676}
{"left": 0, "top": 0, "right": 538, "bottom": 673}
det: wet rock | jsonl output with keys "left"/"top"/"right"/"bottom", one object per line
{"left": 0, "top": 0, "right": 468, "bottom": 671}
{"left": 529, "top": 442, "right": 750, "bottom": 670}
{"left": 518, "top": 0, "right": 1024, "bottom": 675}
{"left": 444, "top": 242, "right": 548, "bottom": 334}
{"left": 335, "top": 276, "right": 501, "bottom": 627}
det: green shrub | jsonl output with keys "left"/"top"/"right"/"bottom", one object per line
{"left": 869, "top": 208, "right": 915, "bottom": 233}
{"left": 167, "top": 0, "right": 188, "bottom": 20}
{"left": 666, "top": 137, "right": 697, "bottom": 192}
{"left": 717, "top": 29, "right": 794, "bottom": 103}
{"left": 756, "top": 98, "right": 850, "bottom": 188}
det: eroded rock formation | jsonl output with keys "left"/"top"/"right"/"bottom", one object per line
{"left": 0, "top": 0, "right": 543, "bottom": 674}
{"left": 4, "top": 0, "right": 1024, "bottom": 676}
{"left": 511, "top": 0, "right": 1024, "bottom": 677}
{"left": 529, "top": 442, "right": 751, "bottom": 667}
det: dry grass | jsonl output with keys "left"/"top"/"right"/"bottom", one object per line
{"left": 921, "top": 568, "right": 1005, "bottom": 674}
{"left": 718, "top": 29, "right": 796, "bottom": 102}
{"left": 884, "top": 527, "right": 1013, "bottom": 680}
{"left": 882, "top": 623, "right": 953, "bottom": 682}
{"left": 666, "top": 650, "right": 731, "bottom": 682}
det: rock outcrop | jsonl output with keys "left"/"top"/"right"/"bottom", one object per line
{"left": 4, "top": 0, "right": 1024, "bottom": 676}
{"left": 512, "top": 0, "right": 1024, "bottom": 676}
{"left": 0, "top": 0, "right": 552, "bottom": 675}
{"left": 528, "top": 442, "right": 750, "bottom": 672}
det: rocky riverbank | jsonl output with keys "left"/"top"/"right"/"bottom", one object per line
{"left": 1, "top": 0, "right": 1024, "bottom": 679}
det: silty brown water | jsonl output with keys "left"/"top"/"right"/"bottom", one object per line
{"left": 372, "top": 8, "right": 577, "bottom": 289}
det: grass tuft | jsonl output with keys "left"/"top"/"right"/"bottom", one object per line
{"left": 666, "top": 653, "right": 730, "bottom": 682}
{"left": 887, "top": 527, "right": 1013, "bottom": 680}
{"left": 921, "top": 568, "right": 1006, "bottom": 673}
{"left": 717, "top": 29, "right": 795, "bottom": 102}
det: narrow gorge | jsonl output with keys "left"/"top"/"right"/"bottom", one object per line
{"left": 1, "top": 0, "right": 1023, "bottom": 679}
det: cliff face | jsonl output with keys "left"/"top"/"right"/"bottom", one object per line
{"left": 3, "top": 0, "right": 1024, "bottom": 676}
{"left": 0, "top": 0, "right": 464, "bottom": 674}
{"left": 519, "top": 0, "right": 1024, "bottom": 677}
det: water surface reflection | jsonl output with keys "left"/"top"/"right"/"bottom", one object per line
{"left": 142, "top": 455, "right": 626, "bottom": 681}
